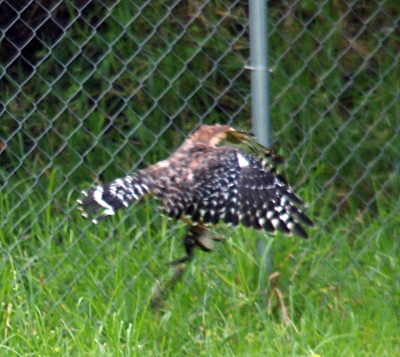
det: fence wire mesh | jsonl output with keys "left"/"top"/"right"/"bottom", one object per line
{"left": 1, "top": 0, "right": 399, "bottom": 321}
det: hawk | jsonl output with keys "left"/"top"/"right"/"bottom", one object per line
{"left": 78, "top": 124, "right": 314, "bottom": 263}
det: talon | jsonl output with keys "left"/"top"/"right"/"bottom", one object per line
{"left": 167, "top": 231, "right": 196, "bottom": 265}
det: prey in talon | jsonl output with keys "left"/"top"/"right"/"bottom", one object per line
{"left": 78, "top": 124, "right": 315, "bottom": 300}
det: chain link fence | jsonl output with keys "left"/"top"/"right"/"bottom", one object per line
{"left": 1, "top": 0, "right": 399, "bottom": 318}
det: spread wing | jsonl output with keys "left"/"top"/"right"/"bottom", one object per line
{"left": 178, "top": 147, "right": 314, "bottom": 239}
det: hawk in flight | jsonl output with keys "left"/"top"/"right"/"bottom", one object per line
{"left": 79, "top": 124, "right": 314, "bottom": 263}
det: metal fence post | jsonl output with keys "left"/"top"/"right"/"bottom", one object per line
{"left": 248, "top": 0, "right": 274, "bottom": 292}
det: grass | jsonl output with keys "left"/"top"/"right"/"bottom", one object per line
{"left": 0, "top": 0, "right": 399, "bottom": 356}
{"left": 0, "top": 184, "right": 399, "bottom": 356}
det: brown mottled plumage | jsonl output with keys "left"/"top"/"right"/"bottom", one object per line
{"left": 79, "top": 124, "right": 314, "bottom": 262}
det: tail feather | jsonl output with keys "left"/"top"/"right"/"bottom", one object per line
{"left": 78, "top": 175, "right": 151, "bottom": 223}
